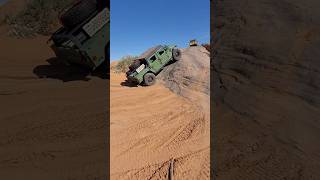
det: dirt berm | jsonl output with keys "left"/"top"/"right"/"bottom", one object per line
{"left": 212, "top": 0, "right": 320, "bottom": 179}
{"left": 159, "top": 46, "right": 210, "bottom": 110}
{"left": 110, "top": 46, "right": 210, "bottom": 179}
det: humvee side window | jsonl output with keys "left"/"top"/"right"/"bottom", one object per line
{"left": 159, "top": 50, "right": 164, "bottom": 55}
{"left": 150, "top": 55, "right": 157, "bottom": 62}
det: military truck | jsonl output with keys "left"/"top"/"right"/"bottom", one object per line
{"left": 126, "top": 45, "right": 181, "bottom": 86}
{"left": 49, "top": 0, "right": 109, "bottom": 72}
{"left": 189, "top": 39, "right": 198, "bottom": 46}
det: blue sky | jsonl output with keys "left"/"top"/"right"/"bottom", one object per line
{"left": 110, "top": 0, "right": 210, "bottom": 61}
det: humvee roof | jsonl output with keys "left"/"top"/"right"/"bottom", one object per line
{"left": 137, "top": 45, "right": 163, "bottom": 60}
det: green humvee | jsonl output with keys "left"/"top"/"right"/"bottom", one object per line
{"left": 126, "top": 45, "right": 181, "bottom": 86}
{"left": 49, "top": 0, "right": 109, "bottom": 72}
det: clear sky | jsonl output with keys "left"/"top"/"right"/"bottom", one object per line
{"left": 110, "top": 0, "right": 210, "bottom": 61}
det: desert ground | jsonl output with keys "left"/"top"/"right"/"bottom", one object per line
{"left": 0, "top": 38, "right": 210, "bottom": 180}
{"left": 0, "top": 26, "right": 107, "bottom": 180}
{"left": 0, "top": 0, "right": 110, "bottom": 179}
{"left": 110, "top": 46, "right": 210, "bottom": 179}
{"left": 0, "top": 1, "right": 210, "bottom": 179}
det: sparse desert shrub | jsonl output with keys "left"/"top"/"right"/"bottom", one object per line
{"left": 5, "top": 0, "right": 74, "bottom": 38}
{"left": 114, "top": 55, "right": 138, "bottom": 73}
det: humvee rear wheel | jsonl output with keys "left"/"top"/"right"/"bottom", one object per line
{"left": 143, "top": 73, "right": 156, "bottom": 86}
{"left": 172, "top": 48, "right": 182, "bottom": 61}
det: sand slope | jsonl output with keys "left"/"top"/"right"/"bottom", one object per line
{"left": 111, "top": 47, "right": 210, "bottom": 179}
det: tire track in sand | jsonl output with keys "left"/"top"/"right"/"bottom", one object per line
{"left": 110, "top": 72, "right": 210, "bottom": 179}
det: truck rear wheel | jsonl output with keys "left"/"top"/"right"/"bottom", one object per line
{"left": 60, "top": 0, "right": 97, "bottom": 29}
{"left": 143, "top": 73, "right": 156, "bottom": 86}
{"left": 172, "top": 48, "right": 182, "bottom": 61}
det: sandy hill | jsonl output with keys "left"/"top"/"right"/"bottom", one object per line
{"left": 159, "top": 46, "right": 210, "bottom": 110}
{"left": 213, "top": 0, "right": 320, "bottom": 179}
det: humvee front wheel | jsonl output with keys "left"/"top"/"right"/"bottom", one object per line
{"left": 143, "top": 73, "right": 156, "bottom": 86}
{"left": 172, "top": 48, "right": 182, "bottom": 61}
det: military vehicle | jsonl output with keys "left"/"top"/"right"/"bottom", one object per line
{"left": 49, "top": 0, "right": 109, "bottom": 72}
{"left": 126, "top": 45, "right": 181, "bottom": 86}
{"left": 189, "top": 39, "right": 198, "bottom": 46}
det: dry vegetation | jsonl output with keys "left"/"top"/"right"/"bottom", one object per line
{"left": 112, "top": 55, "right": 138, "bottom": 73}
{"left": 4, "top": 0, "right": 74, "bottom": 37}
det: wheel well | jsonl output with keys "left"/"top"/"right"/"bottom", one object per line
{"left": 146, "top": 71, "right": 155, "bottom": 75}
{"left": 143, "top": 71, "right": 155, "bottom": 79}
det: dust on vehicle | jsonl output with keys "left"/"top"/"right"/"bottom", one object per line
{"left": 48, "top": 0, "right": 109, "bottom": 72}
{"left": 126, "top": 45, "right": 181, "bottom": 86}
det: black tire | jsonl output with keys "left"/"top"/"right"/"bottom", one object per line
{"left": 143, "top": 73, "right": 156, "bottom": 86}
{"left": 60, "top": 0, "right": 97, "bottom": 29}
{"left": 172, "top": 48, "right": 182, "bottom": 61}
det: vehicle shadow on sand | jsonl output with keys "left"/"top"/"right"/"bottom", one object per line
{"left": 120, "top": 80, "right": 138, "bottom": 87}
{"left": 33, "top": 58, "right": 109, "bottom": 82}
